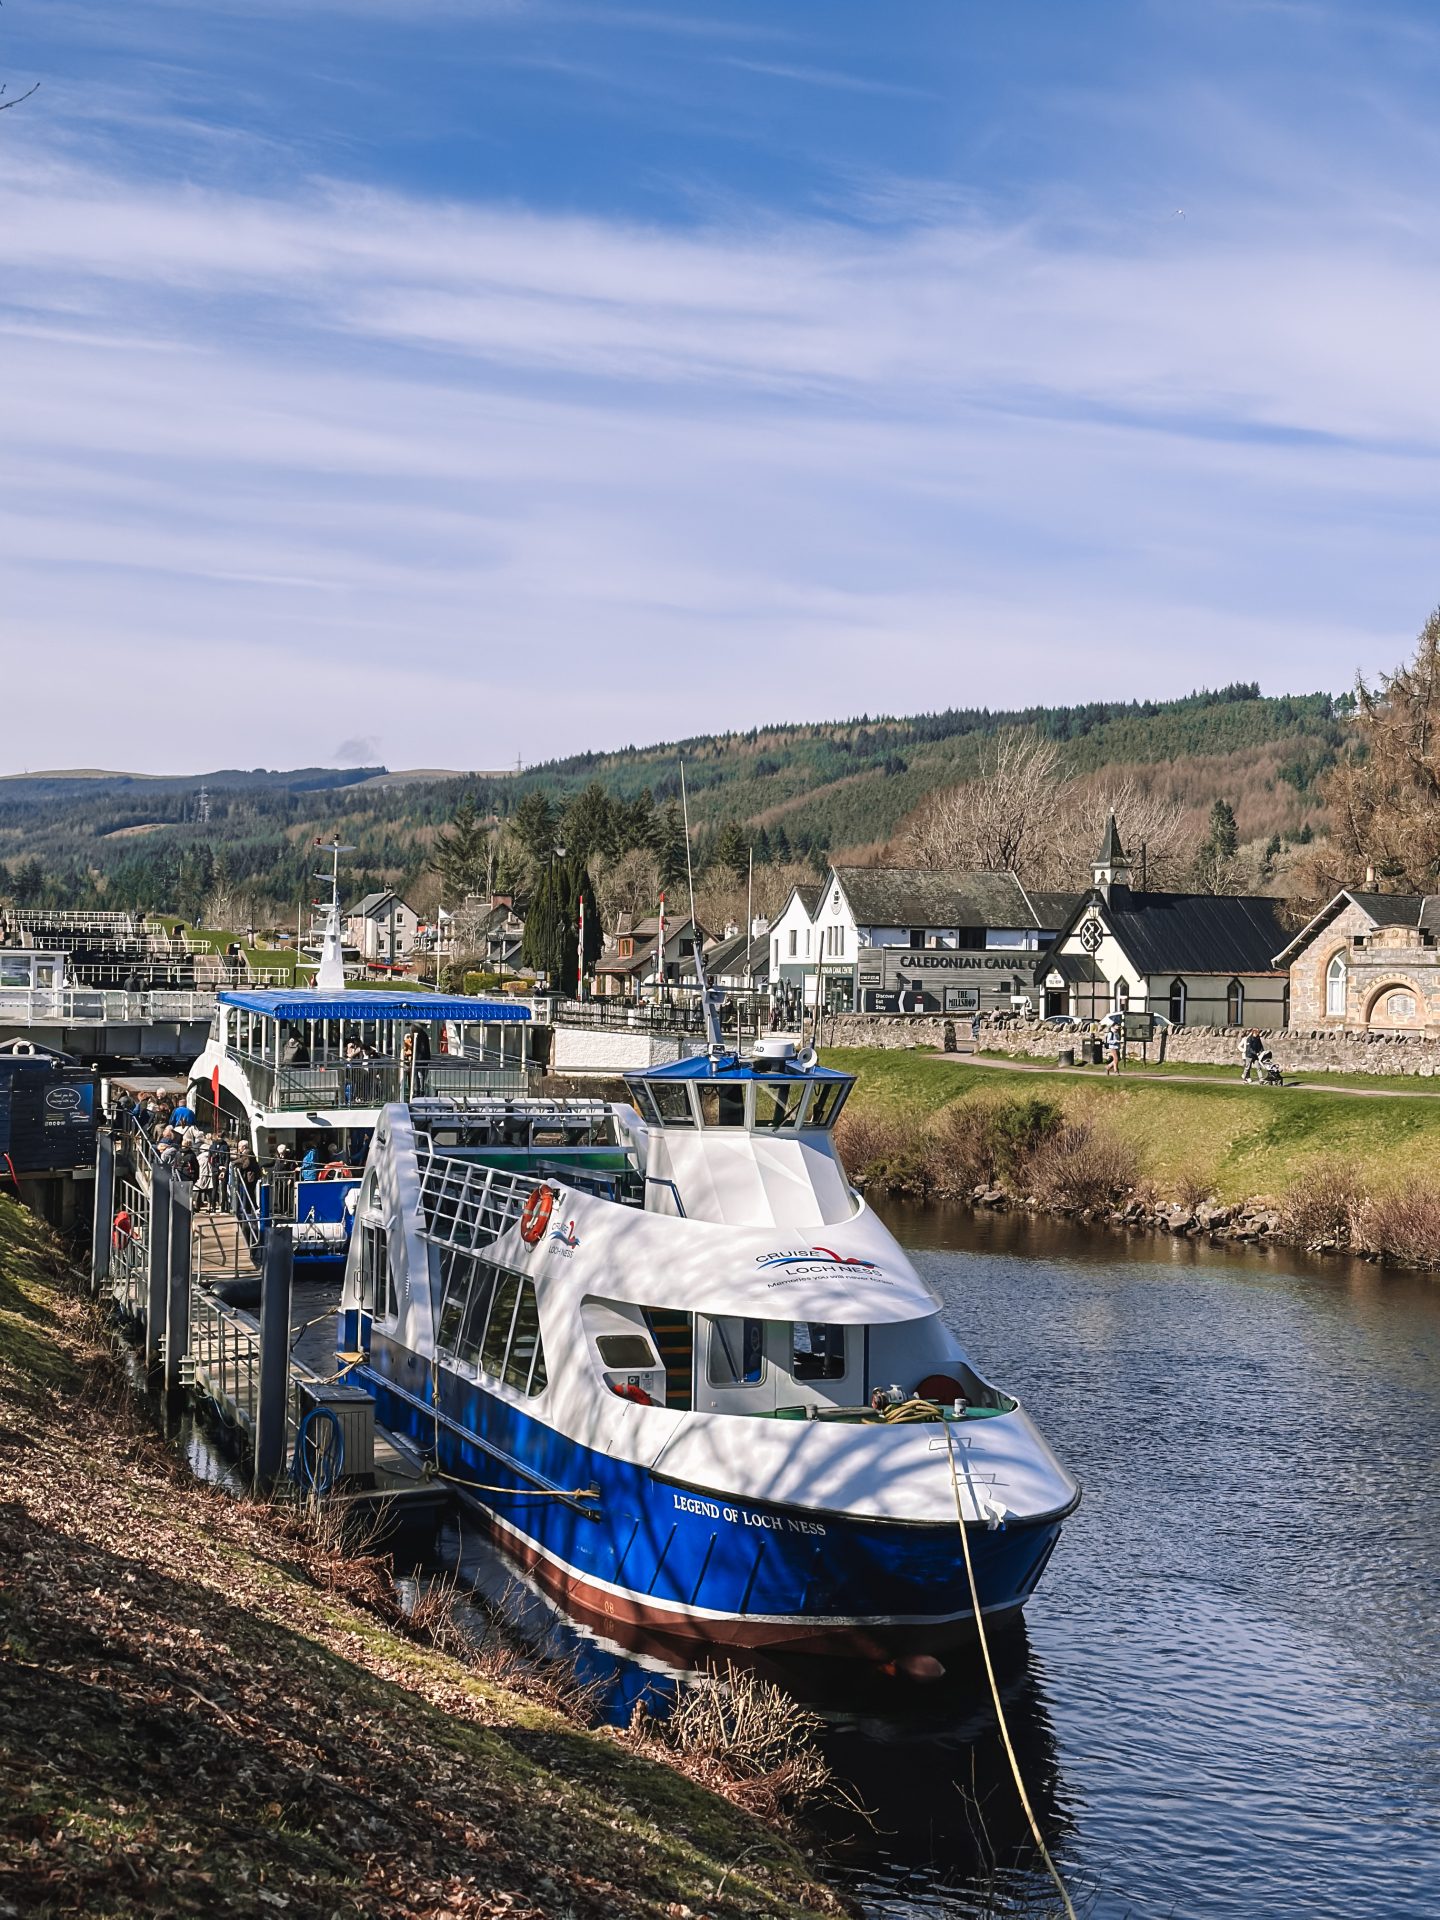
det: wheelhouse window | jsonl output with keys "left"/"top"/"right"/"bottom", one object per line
{"left": 708, "top": 1316, "right": 765, "bottom": 1386}
{"left": 1326, "top": 953, "right": 1347, "bottom": 1016}
{"left": 805, "top": 1080, "right": 849, "bottom": 1129}
{"left": 696, "top": 1084, "right": 747, "bottom": 1128}
{"left": 1169, "top": 978, "right": 1186, "bottom": 1026}
{"left": 1226, "top": 978, "right": 1244, "bottom": 1027}
{"left": 648, "top": 1082, "right": 695, "bottom": 1127}
{"left": 792, "top": 1322, "right": 846, "bottom": 1380}
{"left": 753, "top": 1081, "right": 806, "bottom": 1129}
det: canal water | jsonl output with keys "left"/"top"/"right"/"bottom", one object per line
{"left": 442, "top": 1207, "right": 1440, "bottom": 1920}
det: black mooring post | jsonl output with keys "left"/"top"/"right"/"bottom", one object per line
{"left": 165, "top": 1177, "right": 192, "bottom": 1399}
{"left": 145, "top": 1163, "right": 172, "bottom": 1377}
{"left": 253, "top": 1224, "right": 293, "bottom": 1494}
{"left": 91, "top": 1129, "right": 115, "bottom": 1297}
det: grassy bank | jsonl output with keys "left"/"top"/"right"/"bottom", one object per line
{"left": 0, "top": 1197, "right": 838, "bottom": 1920}
{"left": 823, "top": 1048, "right": 1440, "bottom": 1202}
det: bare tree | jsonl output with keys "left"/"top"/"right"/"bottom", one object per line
{"left": 903, "top": 731, "right": 1062, "bottom": 872}
{"left": 1041, "top": 776, "right": 1196, "bottom": 890}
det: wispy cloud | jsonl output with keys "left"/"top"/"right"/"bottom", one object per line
{"left": 3, "top": 4, "right": 1439, "bottom": 770}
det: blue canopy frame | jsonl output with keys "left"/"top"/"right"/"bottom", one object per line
{"left": 217, "top": 991, "right": 530, "bottom": 1023}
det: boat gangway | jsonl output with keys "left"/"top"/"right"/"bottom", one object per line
{"left": 93, "top": 1123, "right": 437, "bottom": 1512}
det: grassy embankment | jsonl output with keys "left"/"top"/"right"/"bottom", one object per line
{"left": 824, "top": 1047, "right": 1440, "bottom": 1205}
{"left": 0, "top": 1197, "right": 839, "bottom": 1920}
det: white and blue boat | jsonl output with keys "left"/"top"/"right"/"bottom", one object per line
{"left": 338, "top": 1035, "right": 1079, "bottom": 1659}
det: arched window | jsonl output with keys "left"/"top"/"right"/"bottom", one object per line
{"left": 1169, "top": 978, "right": 1186, "bottom": 1026}
{"left": 1326, "top": 953, "right": 1347, "bottom": 1017}
{"left": 1226, "top": 978, "right": 1244, "bottom": 1027}
{"left": 1113, "top": 978, "right": 1129, "bottom": 1012}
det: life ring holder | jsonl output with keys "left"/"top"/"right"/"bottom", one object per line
{"left": 519, "top": 1183, "right": 556, "bottom": 1245}
{"left": 318, "top": 1161, "right": 350, "bottom": 1180}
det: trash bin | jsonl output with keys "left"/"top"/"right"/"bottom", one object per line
{"left": 1086, "top": 1039, "right": 1105, "bottom": 1066}
{"left": 1058, "top": 1047, "right": 1076, "bottom": 1067}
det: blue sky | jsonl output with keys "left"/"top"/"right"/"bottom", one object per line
{"left": 3, "top": 1, "right": 1438, "bottom": 772}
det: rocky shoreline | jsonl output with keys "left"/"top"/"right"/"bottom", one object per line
{"left": 941, "top": 1180, "right": 1295, "bottom": 1249}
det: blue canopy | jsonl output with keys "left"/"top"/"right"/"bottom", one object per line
{"left": 629, "top": 1053, "right": 849, "bottom": 1081}
{"left": 217, "top": 990, "right": 530, "bottom": 1022}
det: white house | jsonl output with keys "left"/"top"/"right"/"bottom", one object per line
{"left": 769, "top": 884, "right": 822, "bottom": 1018}
{"left": 345, "top": 890, "right": 419, "bottom": 965}
{"left": 802, "top": 867, "right": 1077, "bottom": 1015}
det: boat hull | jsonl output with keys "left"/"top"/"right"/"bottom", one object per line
{"left": 354, "top": 1332, "right": 1070, "bottom": 1659}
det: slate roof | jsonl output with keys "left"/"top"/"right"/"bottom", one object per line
{"left": 1023, "top": 890, "right": 1085, "bottom": 930}
{"left": 831, "top": 866, "right": 1044, "bottom": 930}
{"left": 349, "top": 890, "right": 410, "bottom": 918}
{"left": 706, "top": 930, "right": 770, "bottom": 980}
{"left": 1096, "top": 887, "right": 1289, "bottom": 975}
{"left": 1270, "top": 889, "right": 1440, "bottom": 966}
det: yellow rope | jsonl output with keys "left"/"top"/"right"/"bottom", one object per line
{"left": 945, "top": 1427, "right": 1078, "bottom": 1920}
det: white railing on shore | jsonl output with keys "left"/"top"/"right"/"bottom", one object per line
{"left": 0, "top": 988, "right": 218, "bottom": 1025}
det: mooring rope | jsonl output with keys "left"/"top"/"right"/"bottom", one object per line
{"left": 945, "top": 1426, "right": 1078, "bottom": 1920}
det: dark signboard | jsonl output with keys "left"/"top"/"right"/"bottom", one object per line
{"left": 0, "top": 1056, "right": 99, "bottom": 1174}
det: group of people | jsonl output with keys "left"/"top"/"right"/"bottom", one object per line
{"left": 109, "top": 1089, "right": 260, "bottom": 1213}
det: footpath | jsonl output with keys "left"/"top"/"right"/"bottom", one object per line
{"left": 947, "top": 1048, "right": 1440, "bottom": 1101}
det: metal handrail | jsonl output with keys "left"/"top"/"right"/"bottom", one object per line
{"left": 0, "top": 987, "right": 217, "bottom": 1025}
{"left": 415, "top": 1149, "right": 536, "bottom": 1252}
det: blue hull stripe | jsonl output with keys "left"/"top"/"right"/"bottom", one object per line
{"left": 358, "top": 1332, "right": 1065, "bottom": 1645}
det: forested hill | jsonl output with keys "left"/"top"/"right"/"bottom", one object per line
{"left": 519, "top": 684, "right": 1348, "bottom": 853}
{"left": 0, "top": 686, "right": 1347, "bottom": 914}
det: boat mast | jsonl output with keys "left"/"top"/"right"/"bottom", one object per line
{"left": 679, "top": 762, "right": 723, "bottom": 1055}
{"left": 312, "top": 838, "right": 354, "bottom": 994}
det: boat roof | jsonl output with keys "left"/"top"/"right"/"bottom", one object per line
{"left": 217, "top": 990, "right": 530, "bottom": 1022}
{"left": 629, "top": 1051, "right": 850, "bottom": 1081}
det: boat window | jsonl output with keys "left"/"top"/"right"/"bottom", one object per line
{"left": 436, "top": 1250, "right": 470, "bottom": 1352}
{"left": 596, "top": 1333, "right": 659, "bottom": 1371}
{"left": 805, "top": 1081, "right": 849, "bottom": 1129}
{"left": 792, "top": 1322, "right": 846, "bottom": 1380}
{"left": 648, "top": 1082, "right": 695, "bottom": 1128}
{"left": 481, "top": 1274, "right": 522, "bottom": 1375}
{"left": 503, "top": 1284, "right": 544, "bottom": 1392}
{"left": 696, "top": 1084, "right": 747, "bottom": 1128}
{"left": 359, "top": 1225, "right": 389, "bottom": 1317}
{"left": 628, "top": 1084, "right": 664, "bottom": 1127}
{"left": 708, "top": 1316, "right": 765, "bottom": 1386}
{"left": 753, "top": 1081, "right": 806, "bottom": 1130}
{"left": 458, "top": 1263, "right": 498, "bottom": 1365}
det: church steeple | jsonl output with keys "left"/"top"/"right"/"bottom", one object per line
{"left": 1092, "top": 812, "right": 1133, "bottom": 899}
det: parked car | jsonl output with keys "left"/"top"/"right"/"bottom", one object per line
{"left": 1042, "top": 1013, "right": 1083, "bottom": 1030}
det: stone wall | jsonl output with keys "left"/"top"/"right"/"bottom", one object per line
{"left": 823, "top": 1011, "right": 1440, "bottom": 1077}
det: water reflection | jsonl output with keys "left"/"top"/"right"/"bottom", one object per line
{"left": 432, "top": 1202, "right": 1440, "bottom": 1920}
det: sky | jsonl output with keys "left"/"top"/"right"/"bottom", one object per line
{"left": 2, "top": 0, "right": 1439, "bottom": 774}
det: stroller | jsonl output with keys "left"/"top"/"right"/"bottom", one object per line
{"left": 1257, "top": 1048, "right": 1284, "bottom": 1087}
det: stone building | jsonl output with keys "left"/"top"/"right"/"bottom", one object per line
{"left": 1274, "top": 891, "right": 1440, "bottom": 1033}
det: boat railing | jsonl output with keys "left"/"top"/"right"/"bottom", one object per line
{"left": 415, "top": 1148, "right": 538, "bottom": 1252}
{"left": 107, "top": 1175, "right": 151, "bottom": 1314}
{"left": 529, "top": 1157, "right": 645, "bottom": 1206}
{"left": 226, "top": 1048, "right": 529, "bottom": 1112}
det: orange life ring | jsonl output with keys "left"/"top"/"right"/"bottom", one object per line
{"left": 519, "top": 1183, "right": 555, "bottom": 1245}
{"left": 319, "top": 1162, "right": 350, "bottom": 1180}
{"left": 610, "top": 1381, "right": 653, "bottom": 1406}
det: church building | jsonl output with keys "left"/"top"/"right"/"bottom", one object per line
{"left": 1042, "top": 818, "right": 1290, "bottom": 1029}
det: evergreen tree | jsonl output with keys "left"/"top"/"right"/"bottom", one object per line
{"left": 771, "top": 823, "right": 792, "bottom": 864}
{"left": 1207, "top": 799, "right": 1239, "bottom": 861}
{"left": 754, "top": 824, "right": 773, "bottom": 866}
{"left": 9, "top": 856, "right": 44, "bottom": 905}
{"left": 560, "top": 781, "right": 619, "bottom": 866}
{"left": 429, "top": 795, "right": 491, "bottom": 900}
{"left": 521, "top": 854, "right": 601, "bottom": 988}
{"left": 655, "top": 801, "right": 690, "bottom": 893}
{"left": 511, "top": 789, "right": 559, "bottom": 865}
{"left": 712, "top": 820, "right": 749, "bottom": 882}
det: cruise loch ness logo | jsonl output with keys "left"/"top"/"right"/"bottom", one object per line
{"left": 549, "top": 1219, "right": 580, "bottom": 1257}
{"left": 755, "top": 1247, "right": 890, "bottom": 1288}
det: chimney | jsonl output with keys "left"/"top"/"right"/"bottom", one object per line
{"left": 1364, "top": 865, "right": 1377, "bottom": 888}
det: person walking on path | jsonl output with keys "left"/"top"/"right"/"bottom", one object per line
{"left": 970, "top": 1013, "right": 981, "bottom": 1046}
{"left": 1240, "top": 1030, "right": 1264, "bottom": 1082}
